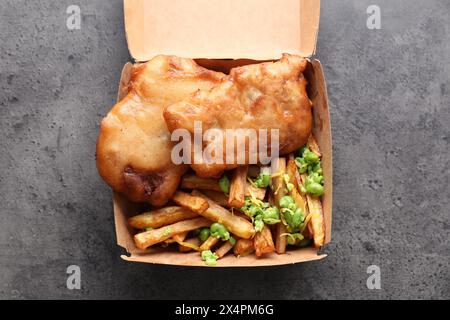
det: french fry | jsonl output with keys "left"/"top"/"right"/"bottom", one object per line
{"left": 271, "top": 158, "right": 286, "bottom": 204}
{"left": 302, "top": 225, "right": 312, "bottom": 239}
{"left": 307, "top": 135, "right": 322, "bottom": 157}
{"left": 308, "top": 222, "right": 313, "bottom": 236}
{"left": 291, "top": 185, "right": 308, "bottom": 217}
{"left": 178, "top": 237, "right": 202, "bottom": 253}
{"left": 172, "top": 232, "right": 188, "bottom": 243}
{"left": 201, "top": 190, "right": 230, "bottom": 208}
{"left": 134, "top": 217, "right": 211, "bottom": 250}
{"left": 233, "top": 239, "right": 255, "bottom": 256}
{"left": 215, "top": 241, "right": 234, "bottom": 258}
{"left": 161, "top": 238, "right": 175, "bottom": 247}
{"left": 286, "top": 159, "right": 309, "bottom": 217}
{"left": 306, "top": 194, "right": 325, "bottom": 248}
{"left": 181, "top": 174, "right": 221, "bottom": 191}
{"left": 245, "top": 165, "right": 269, "bottom": 200}
{"left": 271, "top": 157, "right": 287, "bottom": 254}
{"left": 245, "top": 182, "right": 266, "bottom": 200}
{"left": 235, "top": 212, "right": 251, "bottom": 221}
{"left": 172, "top": 191, "right": 209, "bottom": 214}
{"left": 128, "top": 206, "right": 198, "bottom": 229}
{"left": 192, "top": 190, "right": 255, "bottom": 239}
{"left": 268, "top": 192, "right": 275, "bottom": 206}
{"left": 228, "top": 166, "right": 248, "bottom": 208}
{"left": 199, "top": 235, "right": 220, "bottom": 251}
{"left": 275, "top": 219, "right": 287, "bottom": 253}
{"left": 254, "top": 225, "right": 275, "bottom": 257}
{"left": 300, "top": 174, "right": 325, "bottom": 248}
{"left": 163, "top": 231, "right": 188, "bottom": 246}
{"left": 304, "top": 135, "right": 325, "bottom": 247}
{"left": 288, "top": 154, "right": 303, "bottom": 190}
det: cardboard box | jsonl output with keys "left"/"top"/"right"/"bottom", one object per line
{"left": 114, "top": 0, "right": 332, "bottom": 266}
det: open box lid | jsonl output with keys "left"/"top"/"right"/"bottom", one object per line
{"left": 124, "top": 0, "right": 320, "bottom": 61}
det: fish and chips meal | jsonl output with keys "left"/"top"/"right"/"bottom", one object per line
{"left": 96, "top": 54, "right": 326, "bottom": 265}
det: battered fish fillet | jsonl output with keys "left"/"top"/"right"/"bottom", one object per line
{"left": 164, "top": 54, "right": 313, "bottom": 178}
{"left": 96, "top": 55, "right": 224, "bottom": 206}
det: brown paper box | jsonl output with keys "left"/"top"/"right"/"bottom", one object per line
{"left": 114, "top": 0, "right": 332, "bottom": 266}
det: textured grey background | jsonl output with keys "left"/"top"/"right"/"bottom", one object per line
{"left": 0, "top": 0, "right": 449, "bottom": 300}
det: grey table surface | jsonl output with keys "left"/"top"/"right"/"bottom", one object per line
{"left": 0, "top": 0, "right": 449, "bottom": 300}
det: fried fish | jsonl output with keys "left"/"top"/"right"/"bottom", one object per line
{"left": 164, "top": 54, "right": 313, "bottom": 178}
{"left": 96, "top": 55, "right": 224, "bottom": 206}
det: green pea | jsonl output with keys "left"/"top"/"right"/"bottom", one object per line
{"left": 210, "top": 222, "right": 230, "bottom": 241}
{"left": 198, "top": 228, "right": 210, "bottom": 242}
{"left": 294, "top": 157, "right": 304, "bottom": 166}
{"left": 264, "top": 218, "right": 279, "bottom": 225}
{"left": 309, "top": 172, "right": 323, "bottom": 184}
{"left": 288, "top": 208, "right": 303, "bottom": 231}
{"left": 219, "top": 175, "right": 230, "bottom": 194}
{"left": 279, "top": 196, "right": 295, "bottom": 208}
{"left": 282, "top": 207, "right": 303, "bottom": 232}
{"left": 254, "top": 218, "right": 264, "bottom": 233}
{"left": 299, "top": 184, "right": 307, "bottom": 194}
{"left": 306, "top": 182, "right": 324, "bottom": 196}
{"left": 304, "top": 150, "right": 319, "bottom": 164}
{"left": 262, "top": 207, "right": 279, "bottom": 223}
{"left": 298, "top": 147, "right": 307, "bottom": 157}
{"left": 249, "top": 205, "right": 264, "bottom": 218}
{"left": 254, "top": 172, "right": 270, "bottom": 188}
{"left": 261, "top": 202, "right": 270, "bottom": 209}
{"left": 286, "top": 233, "right": 304, "bottom": 245}
{"left": 281, "top": 210, "right": 293, "bottom": 228}
{"left": 201, "top": 250, "right": 218, "bottom": 266}
{"left": 295, "top": 157, "right": 308, "bottom": 174}
{"left": 312, "top": 163, "right": 323, "bottom": 175}
{"left": 293, "top": 208, "right": 304, "bottom": 226}
{"left": 240, "top": 203, "right": 250, "bottom": 216}
{"left": 287, "top": 235, "right": 295, "bottom": 246}
{"left": 210, "top": 222, "right": 225, "bottom": 234}
{"left": 286, "top": 233, "right": 303, "bottom": 246}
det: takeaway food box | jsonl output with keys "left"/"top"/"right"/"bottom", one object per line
{"left": 111, "top": 0, "right": 332, "bottom": 267}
